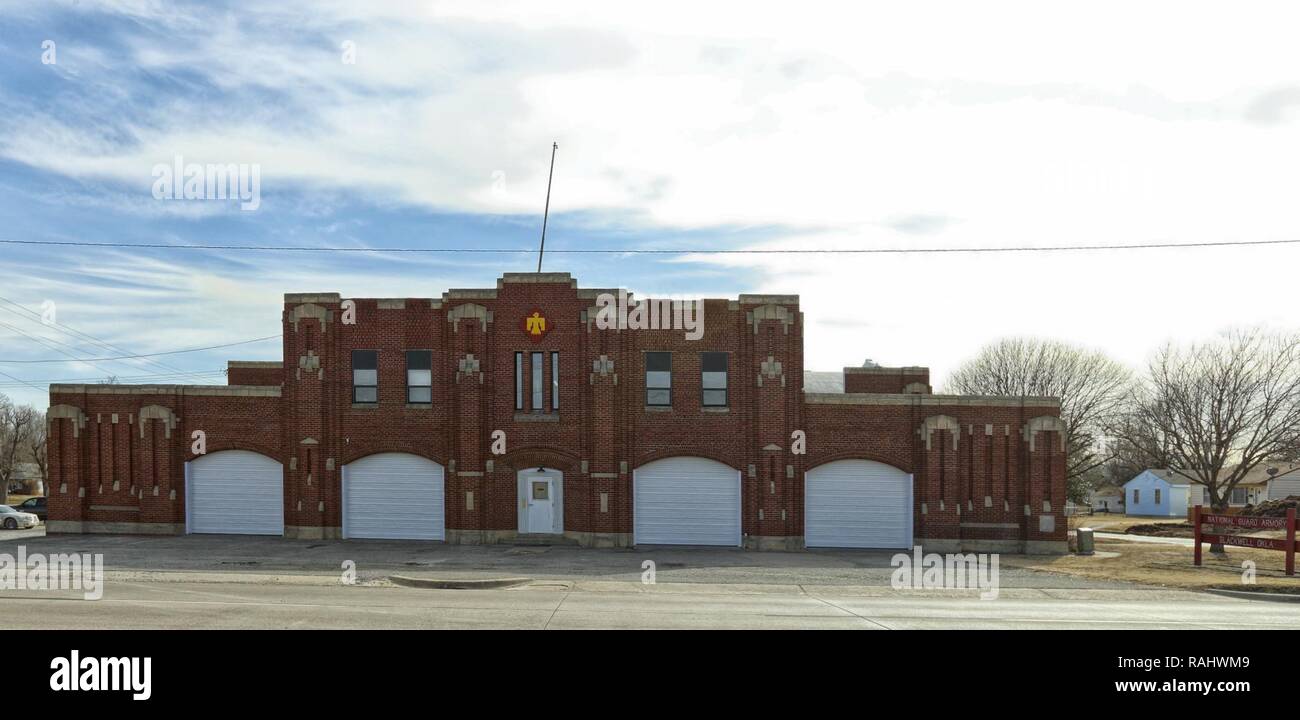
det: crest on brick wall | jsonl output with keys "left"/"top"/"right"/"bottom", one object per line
{"left": 520, "top": 307, "right": 551, "bottom": 342}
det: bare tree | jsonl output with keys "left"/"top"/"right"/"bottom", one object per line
{"left": 28, "top": 409, "right": 47, "bottom": 493}
{"left": 0, "top": 395, "right": 37, "bottom": 506}
{"left": 1121, "top": 330, "right": 1300, "bottom": 548}
{"left": 946, "top": 338, "right": 1134, "bottom": 499}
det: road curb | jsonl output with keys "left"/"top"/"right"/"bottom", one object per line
{"left": 389, "top": 575, "right": 532, "bottom": 590}
{"left": 1203, "top": 588, "right": 1300, "bottom": 604}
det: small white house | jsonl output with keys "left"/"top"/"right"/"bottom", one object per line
{"left": 1089, "top": 485, "right": 1123, "bottom": 513}
{"left": 1123, "top": 470, "right": 1192, "bottom": 517}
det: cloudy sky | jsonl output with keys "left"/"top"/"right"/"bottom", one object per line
{"left": 1, "top": 0, "right": 1299, "bottom": 408}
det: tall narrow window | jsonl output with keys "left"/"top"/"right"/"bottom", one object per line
{"left": 531, "top": 352, "right": 544, "bottom": 412}
{"left": 514, "top": 352, "right": 523, "bottom": 410}
{"left": 1153, "top": 488, "right": 1161, "bottom": 505}
{"left": 352, "top": 350, "right": 378, "bottom": 403}
{"left": 701, "top": 352, "right": 728, "bottom": 407}
{"left": 406, "top": 350, "right": 432, "bottom": 404}
{"left": 550, "top": 351, "right": 560, "bottom": 411}
{"left": 1132, "top": 489, "right": 1140, "bottom": 504}
{"left": 645, "top": 352, "right": 672, "bottom": 407}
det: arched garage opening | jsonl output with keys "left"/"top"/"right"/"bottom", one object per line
{"left": 634, "top": 457, "right": 740, "bottom": 546}
{"left": 805, "top": 459, "right": 913, "bottom": 549}
{"left": 342, "top": 453, "right": 445, "bottom": 540}
{"left": 186, "top": 450, "right": 284, "bottom": 536}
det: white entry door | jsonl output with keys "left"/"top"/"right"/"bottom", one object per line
{"left": 518, "top": 469, "right": 562, "bottom": 534}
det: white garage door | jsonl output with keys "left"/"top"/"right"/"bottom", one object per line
{"left": 634, "top": 457, "right": 740, "bottom": 546}
{"left": 343, "top": 453, "right": 445, "bottom": 540}
{"left": 805, "top": 459, "right": 912, "bottom": 549}
{"left": 187, "top": 450, "right": 284, "bottom": 535}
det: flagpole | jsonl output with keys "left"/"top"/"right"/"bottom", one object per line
{"left": 537, "top": 141, "right": 558, "bottom": 272}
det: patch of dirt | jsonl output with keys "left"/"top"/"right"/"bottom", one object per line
{"left": 1241, "top": 496, "right": 1300, "bottom": 519}
{"left": 1206, "top": 584, "right": 1300, "bottom": 595}
{"left": 1125, "top": 523, "right": 1197, "bottom": 538}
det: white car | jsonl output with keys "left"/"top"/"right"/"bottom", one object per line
{"left": 0, "top": 505, "right": 39, "bottom": 530}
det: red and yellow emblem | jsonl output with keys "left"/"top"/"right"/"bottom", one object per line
{"left": 521, "top": 307, "right": 551, "bottom": 342}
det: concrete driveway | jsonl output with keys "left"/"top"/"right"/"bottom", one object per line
{"left": 0, "top": 529, "right": 1135, "bottom": 588}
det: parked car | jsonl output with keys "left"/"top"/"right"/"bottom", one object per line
{"left": 0, "top": 505, "right": 39, "bottom": 530}
{"left": 13, "top": 497, "right": 46, "bottom": 522}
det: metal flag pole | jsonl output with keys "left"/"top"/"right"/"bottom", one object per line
{"left": 537, "top": 141, "right": 558, "bottom": 272}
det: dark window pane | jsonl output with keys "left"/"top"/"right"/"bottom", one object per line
{"left": 515, "top": 353, "right": 523, "bottom": 410}
{"left": 701, "top": 352, "right": 728, "bottom": 373}
{"left": 645, "top": 352, "right": 671, "bottom": 372}
{"left": 646, "top": 388, "right": 671, "bottom": 406}
{"left": 703, "top": 389, "right": 727, "bottom": 406}
{"left": 352, "top": 350, "right": 377, "bottom": 370}
{"left": 406, "top": 350, "right": 431, "bottom": 370}
{"left": 408, "top": 386, "right": 432, "bottom": 404}
{"left": 354, "top": 386, "right": 377, "bottom": 403}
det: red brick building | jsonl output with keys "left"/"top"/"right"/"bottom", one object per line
{"left": 46, "top": 272, "right": 1067, "bottom": 553}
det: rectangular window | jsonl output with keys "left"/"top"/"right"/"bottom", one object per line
{"left": 645, "top": 352, "right": 671, "bottom": 407}
{"left": 514, "top": 352, "right": 523, "bottom": 410}
{"left": 551, "top": 352, "right": 560, "bottom": 411}
{"left": 531, "top": 352, "right": 544, "bottom": 412}
{"left": 1153, "top": 488, "right": 1161, "bottom": 505}
{"left": 1133, "top": 489, "right": 1140, "bottom": 504}
{"left": 1230, "top": 487, "right": 1248, "bottom": 505}
{"left": 701, "top": 352, "right": 728, "bottom": 407}
{"left": 406, "top": 350, "right": 432, "bottom": 404}
{"left": 352, "top": 350, "right": 378, "bottom": 404}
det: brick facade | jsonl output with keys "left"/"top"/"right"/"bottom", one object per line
{"left": 46, "top": 272, "right": 1068, "bottom": 553}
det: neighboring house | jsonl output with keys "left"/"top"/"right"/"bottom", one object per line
{"left": 1125, "top": 466, "right": 1280, "bottom": 517}
{"left": 1266, "top": 464, "right": 1300, "bottom": 500}
{"left": 1088, "top": 484, "right": 1123, "bottom": 513}
{"left": 6, "top": 462, "right": 43, "bottom": 496}
{"left": 1123, "top": 470, "right": 1191, "bottom": 517}
{"left": 1187, "top": 465, "right": 1272, "bottom": 508}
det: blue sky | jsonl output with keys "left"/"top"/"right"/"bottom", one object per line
{"left": 2, "top": 1, "right": 1299, "bottom": 408}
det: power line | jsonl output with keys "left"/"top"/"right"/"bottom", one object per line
{"left": 0, "top": 295, "right": 219, "bottom": 383}
{"left": 0, "top": 334, "right": 281, "bottom": 364}
{"left": 1, "top": 237, "right": 1299, "bottom": 255}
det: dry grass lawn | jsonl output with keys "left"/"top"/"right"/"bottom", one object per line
{"left": 1007, "top": 538, "right": 1300, "bottom": 591}
{"left": 1068, "top": 514, "right": 1185, "bottom": 532}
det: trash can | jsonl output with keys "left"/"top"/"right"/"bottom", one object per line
{"left": 1076, "top": 527, "right": 1095, "bottom": 555}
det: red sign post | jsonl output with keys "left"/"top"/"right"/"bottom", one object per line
{"left": 1192, "top": 505, "right": 1297, "bottom": 576}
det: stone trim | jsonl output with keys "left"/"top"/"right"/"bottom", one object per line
{"left": 375, "top": 299, "right": 407, "bottom": 309}
{"left": 843, "top": 366, "right": 928, "bottom": 375}
{"left": 806, "top": 393, "right": 1058, "bottom": 408}
{"left": 564, "top": 531, "right": 632, "bottom": 548}
{"left": 285, "top": 526, "right": 342, "bottom": 540}
{"left": 738, "top": 294, "right": 799, "bottom": 305}
{"left": 513, "top": 413, "right": 560, "bottom": 422}
{"left": 446, "top": 302, "right": 493, "bottom": 331}
{"left": 743, "top": 535, "right": 805, "bottom": 551}
{"left": 284, "top": 293, "right": 340, "bottom": 304}
{"left": 46, "top": 521, "right": 183, "bottom": 535}
{"left": 499, "top": 272, "right": 575, "bottom": 287}
{"left": 920, "top": 414, "right": 960, "bottom": 450}
{"left": 1023, "top": 415, "right": 1069, "bottom": 451}
{"left": 51, "top": 384, "right": 282, "bottom": 397}
{"left": 228, "top": 360, "right": 282, "bottom": 368}
{"left": 47, "top": 404, "right": 88, "bottom": 438}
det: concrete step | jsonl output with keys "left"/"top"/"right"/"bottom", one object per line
{"left": 514, "top": 533, "right": 579, "bottom": 547}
